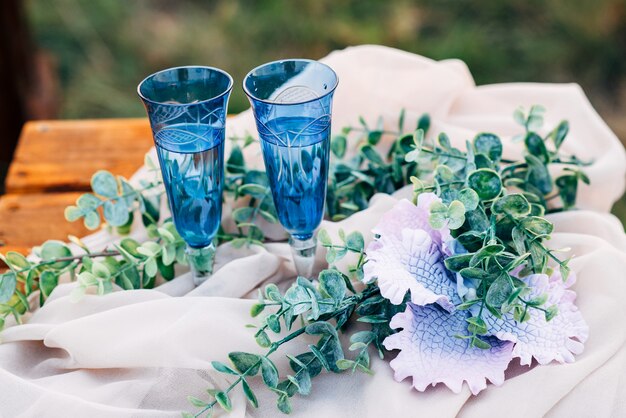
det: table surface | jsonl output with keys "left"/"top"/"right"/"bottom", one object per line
{"left": 0, "top": 119, "right": 153, "bottom": 254}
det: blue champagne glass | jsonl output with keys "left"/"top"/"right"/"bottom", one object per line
{"left": 138, "top": 66, "right": 232, "bottom": 285}
{"left": 243, "top": 59, "right": 338, "bottom": 277}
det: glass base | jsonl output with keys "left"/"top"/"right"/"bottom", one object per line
{"left": 186, "top": 244, "right": 215, "bottom": 286}
{"left": 289, "top": 235, "right": 317, "bottom": 278}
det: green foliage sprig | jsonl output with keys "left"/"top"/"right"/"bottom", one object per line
{"left": 186, "top": 106, "right": 590, "bottom": 415}
{"left": 0, "top": 107, "right": 590, "bottom": 416}
{"left": 0, "top": 134, "right": 282, "bottom": 330}
{"left": 184, "top": 234, "right": 403, "bottom": 417}
{"left": 326, "top": 111, "right": 431, "bottom": 220}
{"left": 401, "top": 106, "right": 589, "bottom": 346}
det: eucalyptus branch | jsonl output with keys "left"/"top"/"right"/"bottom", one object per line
{"left": 0, "top": 107, "right": 589, "bottom": 416}
{"left": 188, "top": 277, "right": 381, "bottom": 417}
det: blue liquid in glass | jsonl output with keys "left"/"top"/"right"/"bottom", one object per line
{"left": 155, "top": 123, "right": 224, "bottom": 248}
{"left": 259, "top": 116, "right": 330, "bottom": 240}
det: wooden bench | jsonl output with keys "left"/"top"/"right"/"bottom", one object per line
{"left": 0, "top": 119, "right": 153, "bottom": 254}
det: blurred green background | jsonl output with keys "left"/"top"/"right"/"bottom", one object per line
{"left": 25, "top": 0, "right": 626, "bottom": 222}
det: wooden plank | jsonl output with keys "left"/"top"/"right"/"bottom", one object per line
{"left": 6, "top": 118, "right": 153, "bottom": 194}
{"left": 0, "top": 192, "right": 89, "bottom": 255}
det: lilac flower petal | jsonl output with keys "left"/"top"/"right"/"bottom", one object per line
{"left": 363, "top": 228, "right": 460, "bottom": 311}
{"left": 384, "top": 304, "right": 514, "bottom": 395}
{"left": 372, "top": 195, "right": 451, "bottom": 249}
{"left": 483, "top": 272, "right": 589, "bottom": 366}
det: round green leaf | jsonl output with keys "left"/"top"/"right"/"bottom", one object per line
{"left": 161, "top": 244, "right": 176, "bottom": 266}
{"left": 435, "top": 165, "right": 455, "bottom": 182}
{"left": 447, "top": 201, "right": 466, "bottom": 229}
{"left": 486, "top": 275, "right": 514, "bottom": 308}
{"left": 226, "top": 145, "right": 245, "bottom": 174}
{"left": 317, "top": 229, "right": 331, "bottom": 246}
{"left": 211, "top": 361, "right": 238, "bottom": 375}
{"left": 232, "top": 207, "right": 254, "bottom": 223}
{"left": 138, "top": 241, "right": 160, "bottom": 257}
{"left": 448, "top": 200, "right": 465, "bottom": 219}
{"left": 242, "top": 379, "right": 258, "bottom": 408}
{"left": 77, "top": 193, "right": 101, "bottom": 210}
{"left": 228, "top": 352, "right": 261, "bottom": 375}
{"left": 91, "top": 261, "right": 111, "bottom": 279}
{"left": 39, "top": 270, "right": 59, "bottom": 299}
{"left": 459, "top": 267, "right": 488, "bottom": 280}
{"left": 119, "top": 238, "right": 141, "bottom": 258}
{"left": 444, "top": 253, "right": 473, "bottom": 272}
{"left": 345, "top": 231, "right": 364, "bottom": 251}
{"left": 438, "top": 132, "right": 451, "bottom": 150}
{"left": 41, "top": 241, "right": 73, "bottom": 269}
{"left": 318, "top": 270, "right": 347, "bottom": 303}
{"left": 277, "top": 394, "right": 292, "bottom": 414}
{"left": 417, "top": 114, "right": 430, "bottom": 133}
{"left": 331, "top": 135, "right": 347, "bottom": 158}
{"left": 466, "top": 316, "right": 488, "bottom": 335}
{"left": 360, "top": 144, "right": 384, "bottom": 165}
{"left": 259, "top": 209, "right": 278, "bottom": 224}
{"left": 266, "top": 314, "right": 281, "bottom": 333}
{"left": 470, "top": 244, "right": 505, "bottom": 267}
{"left": 83, "top": 211, "right": 101, "bottom": 230}
{"left": 260, "top": 356, "right": 279, "bottom": 388}
{"left": 77, "top": 271, "right": 97, "bottom": 287}
{"left": 103, "top": 199, "right": 130, "bottom": 227}
{"left": 187, "top": 396, "right": 207, "bottom": 408}
{"left": 467, "top": 168, "right": 502, "bottom": 200}
{"left": 0, "top": 272, "right": 17, "bottom": 303}
{"left": 305, "top": 321, "right": 338, "bottom": 338}
{"left": 144, "top": 257, "right": 158, "bottom": 278}
{"left": 525, "top": 154, "right": 553, "bottom": 195}
{"left": 474, "top": 153, "right": 493, "bottom": 170}
{"left": 249, "top": 303, "right": 265, "bottom": 318}
{"left": 6, "top": 252, "right": 30, "bottom": 270}
{"left": 91, "top": 170, "right": 119, "bottom": 198}
{"left": 466, "top": 208, "right": 490, "bottom": 232}
{"left": 492, "top": 194, "right": 531, "bottom": 217}
{"left": 549, "top": 120, "right": 569, "bottom": 150}
{"left": 520, "top": 216, "right": 554, "bottom": 236}
{"left": 215, "top": 391, "right": 232, "bottom": 412}
{"left": 556, "top": 174, "right": 578, "bottom": 209}
{"left": 471, "top": 337, "right": 492, "bottom": 349}
{"left": 237, "top": 183, "right": 267, "bottom": 199}
{"left": 524, "top": 132, "right": 549, "bottom": 164}
{"left": 457, "top": 188, "right": 479, "bottom": 211}
{"left": 513, "top": 108, "right": 525, "bottom": 125}
{"left": 473, "top": 133, "right": 503, "bottom": 161}
{"left": 545, "top": 305, "right": 559, "bottom": 321}
{"left": 64, "top": 206, "right": 83, "bottom": 222}
{"left": 367, "top": 130, "right": 383, "bottom": 145}
{"left": 255, "top": 330, "right": 271, "bottom": 348}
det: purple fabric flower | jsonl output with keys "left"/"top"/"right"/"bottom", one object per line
{"left": 482, "top": 271, "right": 589, "bottom": 365}
{"left": 363, "top": 228, "right": 459, "bottom": 310}
{"left": 384, "top": 304, "right": 514, "bottom": 395}
{"left": 363, "top": 194, "right": 458, "bottom": 311}
{"left": 364, "top": 197, "right": 588, "bottom": 395}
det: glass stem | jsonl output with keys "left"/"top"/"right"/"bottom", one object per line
{"left": 289, "top": 235, "right": 317, "bottom": 278}
{"left": 186, "top": 243, "right": 216, "bottom": 286}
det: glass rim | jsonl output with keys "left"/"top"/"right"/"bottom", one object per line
{"left": 137, "top": 65, "right": 234, "bottom": 107}
{"left": 242, "top": 58, "right": 338, "bottom": 106}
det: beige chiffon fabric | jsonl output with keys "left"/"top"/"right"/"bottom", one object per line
{"left": 1, "top": 45, "right": 625, "bottom": 418}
